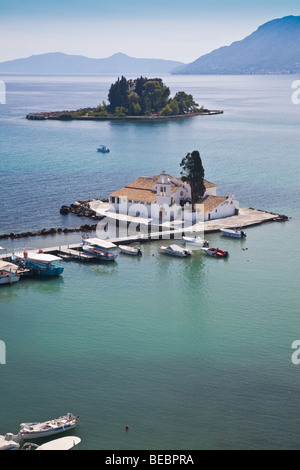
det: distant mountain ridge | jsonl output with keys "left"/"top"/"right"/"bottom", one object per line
{"left": 172, "top": 15, "right": 300, "bottom": 75}
{"left": 0, "top": 52, "right": 184, "bottom": 75}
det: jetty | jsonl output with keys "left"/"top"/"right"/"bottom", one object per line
{"left": 0, "top": 207, "right": 288, "bottom": 265}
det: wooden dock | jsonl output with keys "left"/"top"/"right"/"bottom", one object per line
{"left": 57, "top": 247, "right": 99, "bottom": 261}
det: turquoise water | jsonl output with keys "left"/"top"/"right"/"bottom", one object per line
{"left": 0, "top": 75, "right": 300, "bottom": 449}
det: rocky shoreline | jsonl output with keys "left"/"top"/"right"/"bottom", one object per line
{"left": 0, "top": 199, "right": 106, "bottom": 241}
{"left": 26, "top": 110, "right": 224, "bottom": 121}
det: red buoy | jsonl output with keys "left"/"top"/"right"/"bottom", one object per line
{"left": 125, "top": 425, "right": 129, "bottom": 430}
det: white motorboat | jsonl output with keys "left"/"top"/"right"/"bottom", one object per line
{"left": 22, "top": 436, "right": 81, "bottom": 451}
{"left": 0, "top": 433, "right": 20, "bottom": 450}
{"left": 0, "top": 260, "right": 20, "bottom": 285}
{"left": 220, "top": 227, "right": 246, "bottom": 238}
{"left": 118, "top": 245, "right": 142, "bottom": 256}
{"left": 82, "top": 237, "right": 119, "bottom": 261}
{"left": 18, "top": 413, "right": 79, "bottom": 440}
{"left": 183, "top": 236, "right": 209, "bottom": 247}
{"left": 160, "top": 244, "right": 192, "bottom": 258}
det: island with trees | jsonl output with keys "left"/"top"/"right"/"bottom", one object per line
{"left": 26, "top": 76, "right": 223, "bottom": 121}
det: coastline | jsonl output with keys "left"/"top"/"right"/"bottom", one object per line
{"left": 26, "top": 110, "right": 224, "bottom": 121}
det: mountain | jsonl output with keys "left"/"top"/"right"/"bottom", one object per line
{"left": 172, "top": 16, "right": 300, "bottom": 75}
{"left": 0, "top": 52, "right": 184, "bottom": 75}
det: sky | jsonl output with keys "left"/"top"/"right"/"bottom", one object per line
{"left": 0, "top": 0, "right": 299, "bottom": 63}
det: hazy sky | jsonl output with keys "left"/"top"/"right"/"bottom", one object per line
{"left": 0, "top": 0, "right": 299, "bottom": 63}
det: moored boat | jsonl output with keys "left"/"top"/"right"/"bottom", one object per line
{"left": 183, "top": 236, "right": 209, "bottom": 247}
{"left": 0, "top": 260, "right": 20, "bottom": 285}
{"left": 118, "top": 245, "right": 142, "bottom": 256}
{"left": 160, "top": 244, "right": 192, "bottom": 258}
{"left": 201, "top": 247, "right": 229, "bottom": 258}
{"left": 220, "top": 227, "right": 246, "bottom": 238}
{"left": 11, "top": 251, "right": 64, "bottom": 277}
{"left": 82, "top": 236, "right": 118, "bottom": 261}
{"left": 18, "top": 413, "right": 79, "bottom": 440}
{"left": 35, "top": 436, "right": 81, "bottom": 451}
{"left": 0, "top": 433, "right": 20, "bottom": 450}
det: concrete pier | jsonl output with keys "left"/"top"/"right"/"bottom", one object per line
{"left": 0, "top": 207, "right": 287, "bottom": 263}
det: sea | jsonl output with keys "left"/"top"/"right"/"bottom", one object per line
{"left": 0, "top": 74, "right": 299, "bottom": 450}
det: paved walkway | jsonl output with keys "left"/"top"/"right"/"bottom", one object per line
{"left": 90, "top": 201, "right": 281, "bottom": 233}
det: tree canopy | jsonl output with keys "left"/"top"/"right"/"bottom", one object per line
{"left": 180, "top": 150, "right": 206, "bottom": 209}
{"left": 105, "top": 76, "right": 201, "bottom": 117}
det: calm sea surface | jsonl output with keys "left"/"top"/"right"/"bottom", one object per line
{"left": 0, "top": 74, "right": 299, "bottom": 450}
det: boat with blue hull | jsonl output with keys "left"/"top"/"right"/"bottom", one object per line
{"left": 11, "top": 251, "right": 64, "bottom": 277}
{"left": 0, "top": 260, "right": 20, "bottom": 285}
{"left": 97, "top": 145, "right": 110, "bottom": 153}
{"left": 82, "top": 236, "right": 118, "bottom": 261}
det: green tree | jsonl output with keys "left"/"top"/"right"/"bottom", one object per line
{"left": 160, "top": 104, "right": 173, "bottom": 116}
{"left": 128, "top": 92, "right": 141, "bottom": 115}
{"left": 114, "top": 106, "right": 127, "bottom": 117}
{"left": 134, "top": 76, "right": 149, "bottom": 98}
{"left": 180, "top": 150, "right": 206, "bottom": 209}
{"left": 174, "top": 91, "right": 199, "bottom": 114}
{"left": 160, "top": 98, "right": 179, "bottom": 116}
{"left": 169, "top": 98, "right": 179, "bottom": 115}
{"left": 108, "top": 76, "right": 129, "bottom": 113}
{"left": 141, "top": 79, "right": 170, "bottom": 114}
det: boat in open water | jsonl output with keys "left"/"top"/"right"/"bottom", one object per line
{"left": 220, "top": 227, "right": 246, "bottom": 238}
{"left": 97, "top": 145, "right": 110, "bottom": 153}
{"left": 201, "top": 247, "right": 229, "bottom": 258}
{"left": 160, "top": 245, "right": 192, "bottom": 258}
{"left": 11, "top": 251, "right": 64, "bottom": 276}
{"left": 18, "top": 413, "right": 79, "bottom": 440}
{"left": 0, "top": 260, "right": 20, "bottom": 285}
{"left": 82, "top": 236, "right": 119, "bottom": 261}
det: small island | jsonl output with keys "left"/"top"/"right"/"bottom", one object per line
{"left": 26, "top": 76, "right": 223, "bottom": 121}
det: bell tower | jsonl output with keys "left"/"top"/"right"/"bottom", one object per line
{"left": 156, "top": 171, "right": 172, "bottom": 205}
